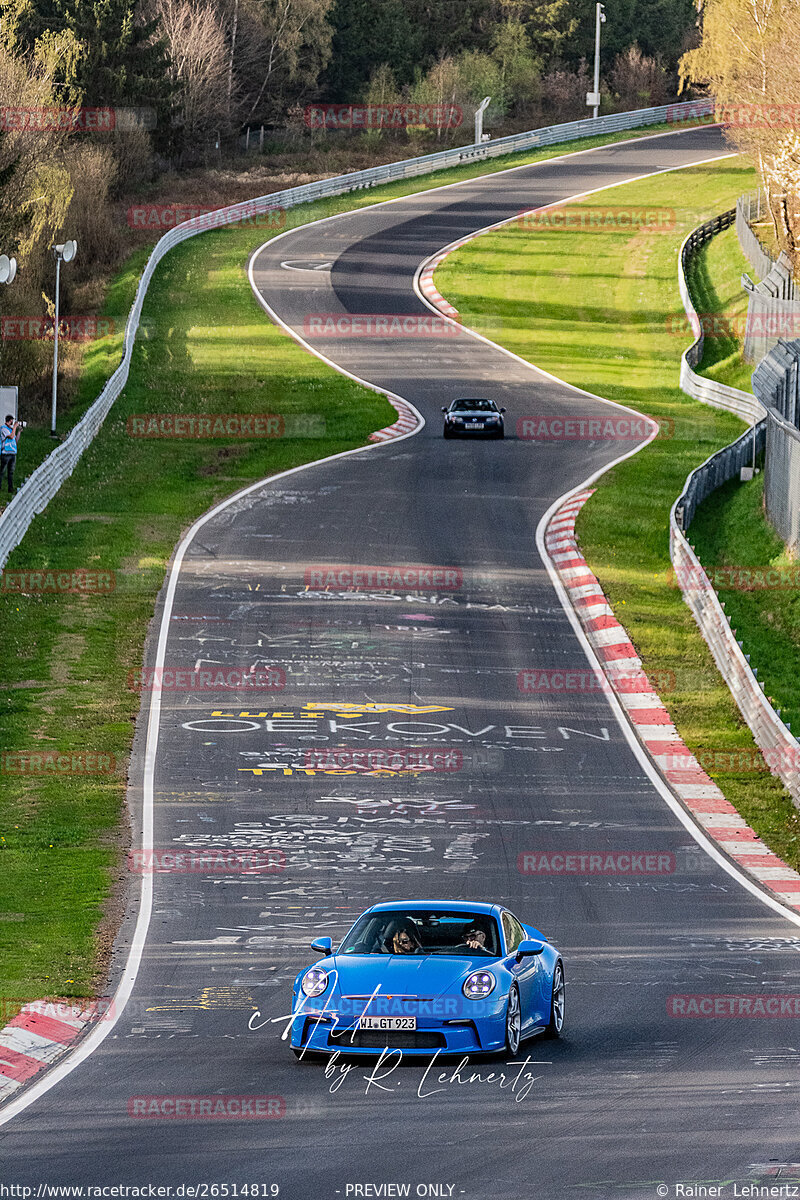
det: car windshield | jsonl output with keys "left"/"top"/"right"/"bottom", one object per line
{"left": 339, "top": 910, "right": 501, "bottom": 957}
{"left": 450, "top": 399, "right": 496, "bottom": 412}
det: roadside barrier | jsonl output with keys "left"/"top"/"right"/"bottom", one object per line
{"left": 672, "top": 213, "right": 800, "bottom": 804}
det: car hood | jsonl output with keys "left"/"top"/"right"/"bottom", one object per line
{"left": 322, "top": 954, "right": 495, "bottom": 1000}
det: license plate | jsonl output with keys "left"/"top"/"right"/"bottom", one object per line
{"left": 358, "top": 1016, "right": 417, "bottom": 1030}
{"left": 465, "top": 422, "right": 483, "bottom": 429}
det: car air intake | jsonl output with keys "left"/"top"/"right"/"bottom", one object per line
{"left": 327, "top": 1030, "right": 446, "bottom": 1050}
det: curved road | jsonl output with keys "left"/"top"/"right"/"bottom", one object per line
{"left": 4, "top": 126, "right": 800, "bottom": 1198}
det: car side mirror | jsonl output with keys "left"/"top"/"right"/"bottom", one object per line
{"left": 311, "top": 936, "right": 333, "bottom": 955}
{"left": 441, "top": 406, "right": 447, "bottom": 413}
{"left": 500, "top": 407, "right": 506, "bottom": 413}
{"left": 515, "top": 939, "right": 544, "bottom": 962}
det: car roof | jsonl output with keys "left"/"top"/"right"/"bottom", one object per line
{"left": 450, "top": 397, "right": 496, "bottom": 404}
{"left": 365, "top": 900, "right": 501, "bottom": 917}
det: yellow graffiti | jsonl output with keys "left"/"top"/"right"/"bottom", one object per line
{"left": 238, "top": 766, "right": 417, "bottom": 778}
{"left": 300, "top": 703, "right": 455, "bottom": 715}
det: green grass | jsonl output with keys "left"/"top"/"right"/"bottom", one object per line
{"left": 685, "top": 225, "right": 754, "bottom": 392}
{"left": 691, "top": 473, "right": 800, "bottom": 733}
{"left": 436, "top": 157, "right": 800, "bottom": 871}
{"left": 0, "top": 118, "right": 692, "bottom": 1006}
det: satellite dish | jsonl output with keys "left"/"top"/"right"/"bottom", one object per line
{"left": 0, "top": 255, "right": 16, "bottom": 285}
{"left": 54, "top": 240, "right": 77, "bottom": 263}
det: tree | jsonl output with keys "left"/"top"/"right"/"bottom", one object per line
{"left": 242, "top": 0, "right": 334, "bottom": 124}
{"left": 491, "top": 17, "right": 541, "bottom": 110}
{"left": 680, "top": 0, "right": 800, "bottom": 262}
{"left": 156, "top": 0, "right": 229, "bottom": 149}
{"left": 320, "top": 0, "right": 421, "bottom": 97}
{"left": 1, "top": 0, "right": 171, "bottom": 112}
{"left": 609, "top": 43, "right": 667, "bottom": 108}
{"left": 559, "top": 0, "right": 695, "bottom": 74}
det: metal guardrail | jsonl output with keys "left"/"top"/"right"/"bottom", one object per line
{"left": 677, "top": 210, "right": 765, "bottom": 423}
{"left": 736, "top": 191, "right": 776, "bottom": 281}
{"left": 0, "top": 98, "right": 715, "bottom": 571}
{"left": 753, "top": 338, "right": 800, "bottom": 553}
{"left": 669, "top": 448, "right": 800, "bottom": 806}
{"left": 736, "top": 192, "right": 800, "bottom": 363}
{"left": 672, "top": 211, "right": 800, "bottom": 806}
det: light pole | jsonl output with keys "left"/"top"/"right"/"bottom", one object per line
{"left": 474, "top": 97, "right": 491, "bottom": 145}
{"left": 50, "top": 239, "right": 77, "bottom": 439}
{"left": 0, "top": 254, "right": 17, "bottom": 287}
{"left": 587, "top": 3, "right": 606, "bottom": 119}
{"left": 0, "top": 254, "right": 18, "bottom": 400}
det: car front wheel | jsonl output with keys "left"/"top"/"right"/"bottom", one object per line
{"left": 544, "top": 960, "right": 565, "bottom": 1038}
{"left": 504, "top": 985, "right": 521, "bottom": 1055}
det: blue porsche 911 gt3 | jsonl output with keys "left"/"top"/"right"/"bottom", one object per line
{"left": 289, "top": 900, "right": 564, "bottom": 1058}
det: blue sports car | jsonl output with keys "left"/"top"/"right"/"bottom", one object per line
{"left": 289, "top": 900, "right": 564, "bottom": 1058}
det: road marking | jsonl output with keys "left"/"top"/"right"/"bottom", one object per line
{"left": 280, "top": 260, "right": 333, "bottom": 271}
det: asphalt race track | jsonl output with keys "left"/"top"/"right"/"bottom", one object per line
{"left": 5, "top": 126, "right": 800, "bottom": 1198}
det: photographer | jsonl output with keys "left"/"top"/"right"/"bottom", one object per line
{"left": 0, "top": 414, "right": 22, "bottom": 497}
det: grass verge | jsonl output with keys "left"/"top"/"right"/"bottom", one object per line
{"left": 436, "top": 157, "right": 800, "bottom": 870}
{"left": 0, "top": 118, "right": 700, "bottom": 1007}
{"left": 684, "top": 225, "right": 753, "bottom": 392}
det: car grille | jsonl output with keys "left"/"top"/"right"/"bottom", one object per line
{"left": 327, "top": 1029, "right": 446, "bottom": 1050}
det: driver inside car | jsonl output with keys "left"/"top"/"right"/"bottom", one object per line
{"left": 454, "top": 920, "right": 494, "bottom": 955}
{"left": 382, "top": 920, "right": 424, "bottom": 954}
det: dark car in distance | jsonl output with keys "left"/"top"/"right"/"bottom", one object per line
{"left": 442, "top": 397, "right": 505, "bottom": 439}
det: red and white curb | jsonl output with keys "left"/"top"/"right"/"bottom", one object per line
{"left": 418, "top": 249, "right": 461, "bottom": 321}
{"left": 0, "top": 1001, "right": 95, "bottom": 1104}
{"left": 546, "top": 489, "right": 800, "bottom": 913}
{"left": 369, "top": 393, "right": 423, "bottom": 442}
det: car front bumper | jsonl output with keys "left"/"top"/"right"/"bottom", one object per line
{"left": 290, "top": 1003, "right": 508, "bottom": 1056}
{"left": 444, "top": 422, "right": 503, "bottom": 436}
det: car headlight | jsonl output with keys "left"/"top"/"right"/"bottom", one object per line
{"left": 463, "top": 970, "right": 496, "bottom": 999}
{"left": 301, "top": 967, "right": 329, "bottom": 997}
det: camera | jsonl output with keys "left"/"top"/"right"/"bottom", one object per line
{"left": 17, "top": 420, "right": 27, "bottom": 429}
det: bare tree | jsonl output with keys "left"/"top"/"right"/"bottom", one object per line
{"left": 156, "top": 0, "right": 230, "bottom": 146}
{"left": 609, "top": 44, "right": 668, "bottom": 109}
